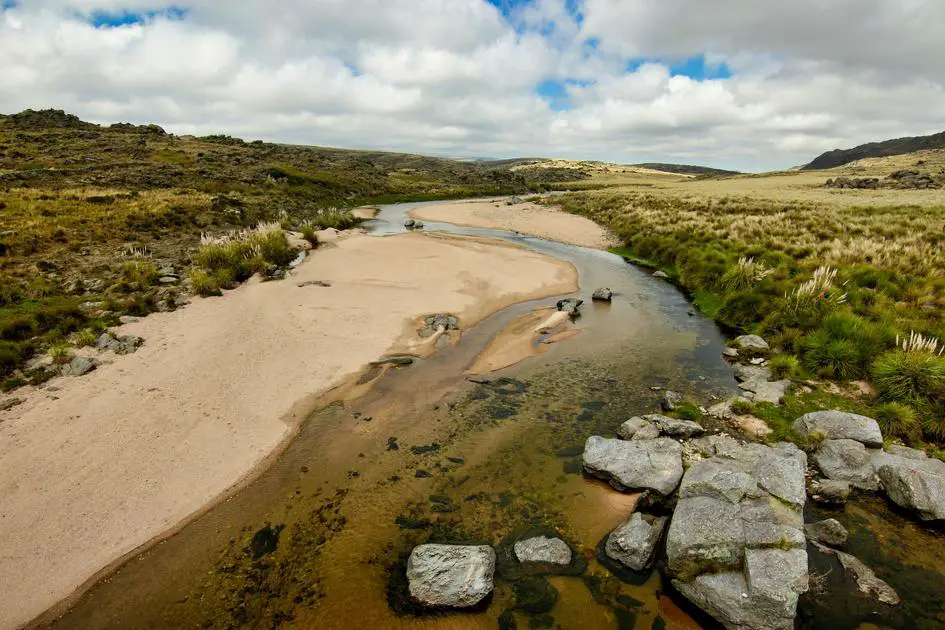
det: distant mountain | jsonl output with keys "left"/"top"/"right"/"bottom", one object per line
{"left": 803, "top": 130, "right": 945, "bottom": 170}
{"left": 632, "top": 163, "right": 740, "bottom": 176}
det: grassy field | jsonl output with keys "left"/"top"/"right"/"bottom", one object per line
{"left": 545, "top": 153, "right": 945, "bottom": 446}
{"left": 0, "top": 109, "right": 585, "bottom": 388}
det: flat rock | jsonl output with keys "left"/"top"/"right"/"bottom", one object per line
{"left": 814, "top": 543, "right": 900, "bottom": 606}
{"left": 734, "top": 335, "right": 770, "bottom": 352}
{"left": 513, "top": 536, "right": 572, "bottom": 567}
{"left": 673, "top": 570, "right": 796, "bottom": 630}
{"left": 630, "top": 423, "right": 661, "bottom": 441}
{"left": 666, "top": 495, "right": 746, "bottom": 575}
{"left": 793, "top": 411, "right": 883, "bottom": 447}
{"left": 876, "top": 456, "right": 945, "bottom": 520}
{"left": 735, "top": 364, "right": 772, "bottom": 383}
{"left": 582, "top": 436, "right": 684, "bottom": 495}
{"left": 749, "top": 380, "right": 791, "bottom": 405}
{"left": 605, "top": 513, "right": 668, "bottom": 571}
{"left": 812, "top": 439, "right": 879, "bottom": 490}
{"left": 805, "top": 519, "right": 848, "bottom": 547}
{"left": 886, "top": 444, "right": 927, "bottom": 460}
{"left": 406, "top": 544, "right": 496, "bottom": 608}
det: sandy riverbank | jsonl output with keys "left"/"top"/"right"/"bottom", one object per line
{"left": 409, "top": 199, "right": 618, "bottom": 249}
{"left": 0, "top": 231, "right": 577, "bottom": 629}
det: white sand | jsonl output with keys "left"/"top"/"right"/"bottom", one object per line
{"left": 0, "top": 231, "right": 577, "bottom": 629}
{"left": 409, "top": 199, "right": 619, "bottom": 249}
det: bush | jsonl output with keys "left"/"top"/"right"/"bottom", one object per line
{"left": 70, "top": 329, "right": 99, "bottom": 348}
{"left": 189, "top": 269, "right": 222, "bottom": 297}
{"left": 769, "top": 354, "right": 802, "bottom": 380}
{"left": 801, "top": 331, "right": 861, "bottom": 380}
{"left": 873, "top": 348, "right": 945, "bottom": 404}
{"left": 121, "top": 260, "right": 159, "bottom": 289}
{"left": 49, "top": 342, "right": 72, "bottom": 365}
{"left": 191, "top": 224, "right": 298, "bottom": 296}
{"left": 875, "top": 402, "right": 921, "bottom": 441}
{"left": 300, "top": 222, "right": 319, "bottom": 248}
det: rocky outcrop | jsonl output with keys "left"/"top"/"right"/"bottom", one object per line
{"left": 582, "top": 436, "right": 684, "bottom": 495}
{"left": 406, "top": 544, "right": 496, "bottom": 608}
{"left": 605, "top": 513, "right": 668, "bottom": 571}
{"left": 793, "top": 411, "right": 883, "bottom": 447}
{"left": 513, "top": 536, "right": 572, "bottom": 567}
{"left": 666, "top": 440, "right": 808, "bottom": 630}
{"left": 875, "top": 455, "right": 945, "bottom": 521}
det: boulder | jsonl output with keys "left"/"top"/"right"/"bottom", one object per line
{"left": 582, "top": 436, "right": 684, "bottom": 495}
{"left": 513, "top": 536, "right": 572, "bottom": 567}
{"left": 735, "top": 365, "right": 772, "bottom": 383}
{"left": 748, "top": 380, "right": 791, "bottom": 405}
{"left": 876, "top": 456, "right": 945, "bottom": 521}
{"left": 810, "top": 479, "right": 851, "bottom": 504}
{"left": 406, "top": 544, "right": 496, "bottom": 608}
{"left": 404, "top": 218, "right": 416, "bottom": 228}
{"left": 556, "top": 298, "right": 583, "bottom": 317}
{"left": 647, "top": 413, "right": 704, "bottom": 438}
{"left": 630, "top": 423, "right": 661, "bottom": 441}
{"left": 707, "top": 396, "right": 752, "bottom": 421}
{"left": 63, "top": 356, "right": 96, "bottom": 377}
{"left": 414, "top": 220, "right": 424, "bottom": 229}
{"left": 605, "top": 513, "right": 668, "bottom": 571}
{"left": 591, "top": 287, "right": 613, "bottom": 302}
{"left": 812, "top": 439, "right": 879, "bottom": 490}
{"left": 652, "top": 270, "right": 669, "bottom": 279}
{"left": 666, "top": 440, "right": 808, "bottom": 629}
{"left": 886, "top": 444, "right": 927, "bottom": 460}
{"left": 661, "top": 390, "right": 683, "bottom": 412}
{"left": 617, "top": 416, "right": 651, "bottom": 440}
{"left": 793, "top": 411, "right": 883, "bottom": 447}
{"left": 805, "top": 519, "right": 848, "bottom": 547}
{"left": 734, "top": 335, "right": 770, "bottom": 352}
{"left": 723, "top": 347, "right": 740, "bottom": 359}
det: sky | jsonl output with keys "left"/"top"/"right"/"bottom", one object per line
{"left": 2, "top": 1, "right": 944, "bottom": 171}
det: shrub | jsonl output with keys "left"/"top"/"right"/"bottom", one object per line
{"left": 49, "top": 342, "right": 72, "bottom": 365}
{"left": 721, "top": 257, "right": 772, "bottom": 292}
{"left": 120, "top": 260, "right": 159, "bottom": 289}
{"left": 0, "top": 315, "right": 35, "bottom": 341}
{"left": 70, "top": 329, "right": 99, "bottom": 348}
{"left": 189, "top": 269, "right": 222, "bottom": 297}
{"left": 873, "top": 348, "right": 945, "bottom": 404}
{"left": 300, "top": 222, "right": 319, "bottom": 248}
{"left": 769, "top": 354, "right": 802, "bottom": 380}
{"left": 875, "top": 402, "right": 921, "bottom": 441}
{"left": 801, "top": 331, "right": 861, "bottom": 380}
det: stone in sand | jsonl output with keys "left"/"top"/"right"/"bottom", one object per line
{"left": 513, "top": 536, "right": 572, "bottom": 566}
{"left": 582, "top": 436, "right": 684, "bottom": 495}
{"left": 407, "top": 544, "right": 496, "bottom": 608}
{"left": 793, "top": 411, "right": 883, "bottom": 447}
{"left": 605, "top": 512, "right": 668, "bottom": 571}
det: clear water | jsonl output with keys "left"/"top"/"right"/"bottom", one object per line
{"left": 48, "top": 202, "right": 943, "bottom": 630}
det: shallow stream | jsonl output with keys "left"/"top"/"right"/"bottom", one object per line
{"left": 46, "top": 202, "right": 945, "bottom": 629}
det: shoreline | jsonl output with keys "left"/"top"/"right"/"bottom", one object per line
{"left": 1, "top": 230, "right": 578, "bottom": 630}
{"left": 408, "top": 198, "right": 619, "bottom": 249}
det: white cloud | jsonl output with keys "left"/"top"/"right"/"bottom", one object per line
{"left": 1, "top": 0, "right": 944, "bottom": 170}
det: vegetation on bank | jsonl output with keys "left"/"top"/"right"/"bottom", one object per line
{"left": 553, "top": 188, "right": 945, "bottom": 444}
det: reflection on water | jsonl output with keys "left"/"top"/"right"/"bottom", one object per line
{"left": 52, "top": 202, "right": 740, "bottom": 629}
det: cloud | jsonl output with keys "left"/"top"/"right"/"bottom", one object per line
{"left": 1, "top": 0, "right": 944, "bottom": 170}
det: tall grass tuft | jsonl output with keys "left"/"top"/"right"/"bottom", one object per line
{"left": 722, "top": 257, "right": 772, "bottom": 292}
{"left": 190, "top": 222, "right": 298, "bottom": 296}
{"left": 873, "top": 345, "right": 945, "bottom": 404}
{"left": 785, "top": 266, "right": 848, "bottom": 321}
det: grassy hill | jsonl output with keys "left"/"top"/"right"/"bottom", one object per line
{"left": 803, "top": 129, "right": 945, "bottom": 170}
{"left": 0, "top": 109, "right": 583, "bottom": 387}
{"left": 632, "top": 162, "right": 740, "bottom": 177}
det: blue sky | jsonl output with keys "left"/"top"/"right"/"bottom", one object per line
{"left": 3, "top": 0, "right": 944, "bottom": 171}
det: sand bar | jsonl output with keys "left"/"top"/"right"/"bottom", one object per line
{"left": 409, "top": 199, "right": 619, "bottom": 249}
{"left": 0, "top": 231, "right": 577, "bottom": 629}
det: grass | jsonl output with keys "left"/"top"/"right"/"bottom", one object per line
{"left": 550, "top": 162, "right": 945, "bottom": 443}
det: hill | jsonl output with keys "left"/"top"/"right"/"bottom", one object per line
{"left": 803, "top": 130, "right": 945, "bottom": 170}
{"left": 631, "top": 163, "right": 740, "bottom": 177}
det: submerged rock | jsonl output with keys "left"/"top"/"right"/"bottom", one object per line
{"left": 605, "top": 512, "right": 668, "bottom": 571}
{"left": 591, "top": 287, "right": 613, "bottom": 302}
{"left": 582, "top": 436, "right": 684, "bottom": 495}
{"left": 513, "top": 536, "right": 572, "bottom": 567}
{"left": 793, "top": 411, "right": 883, "bottom": 447}
{"left": 404, "top": 218, "right": 416, "bottom": 228}
{"left": 813, "top": 543, "right": 900, "bottom": 606}
{"left": 809, "top": 479, "right": 851, "bottom": 505}
{"left": 805, "top": 519, "right": 848, "bottom": 547}
{"left": 406, "top": 544, "right": 496, "bottom": 608}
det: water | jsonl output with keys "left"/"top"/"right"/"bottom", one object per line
{"left": 47, "top": 201, "right": 940, "bottom": 630}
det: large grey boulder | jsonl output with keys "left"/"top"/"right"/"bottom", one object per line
{"left": 630, "top": 423, "right": 661, "bottom": 441}
{"left": 667, "top": 440, "right": 808, "bottom": 629}
{"left": 513, "top": 536, "right": 572, "bottom": 567}
{"left": 812, "top": 439, "right": 879, "bottom": 490}
{"left": 406, "top": 544, "right": 496, "bottom": 608}
{"left": 734, "top": 335, "right": 770, "bottom": 352}
{"left": 605, "top": 513, "right": 668, "bottom": 571}
{"left": 582, "top": 436, "right": 684, "bottom": 495}
{"left": 793, "top": 411, "right": 883, "bottom": 447}
{"left": 592, "top": 287, "right": 613, "bottom": 302}
{"left": 876, "top": 456, "right": 945, "bottom": 520}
